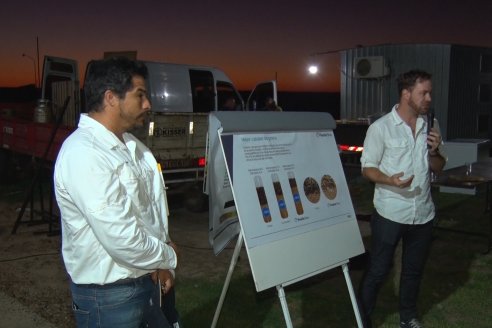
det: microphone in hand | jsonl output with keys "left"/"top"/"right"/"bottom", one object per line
{"left": 427, "top": 112, "right": 434, "bottom": 149}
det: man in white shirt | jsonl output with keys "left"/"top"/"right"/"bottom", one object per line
{"left": 54, "top": 57, "right": 177, "bottom": 328}
{"left": 358, "top": 70, "right": 446, "bottom": 328}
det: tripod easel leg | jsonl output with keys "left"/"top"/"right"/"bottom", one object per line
{"left": 276, "top": 285, "right": 293, "bottom": 328}
{"left": 342, "top": 263, "right": 363, "bottom": 328}
{"left": 211, "top": 233, "right": 243, "bottom": 328}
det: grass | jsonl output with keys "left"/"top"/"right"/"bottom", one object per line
{"left": 174, "top": 176, "right": 492, "bottom": 327}
{"left": 2, "top": 172, "right": 490, "bottom": 327}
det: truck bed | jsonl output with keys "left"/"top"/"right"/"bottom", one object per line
{"left": 1, "top": 117, "right": 73, "bottom": 162}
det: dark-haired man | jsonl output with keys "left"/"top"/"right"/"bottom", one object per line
{"left": 358, "top": 70, "right": 446, "bottom": 328}
{"left": 54, "top": 57, "right": 177, "bottom": 328}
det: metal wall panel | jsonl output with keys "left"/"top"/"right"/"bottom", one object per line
{"left": 341, "top": 44, "right": 451, "bottom": 138}
{"left": 341, "top": 43, "right": 492, "bottom": 141}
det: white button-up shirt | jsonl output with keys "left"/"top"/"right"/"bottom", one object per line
{"left": 360, "top": 105, "right": 441, "bottom": 224}
{"left": 54, "top": 114, "right": 177, "bottom": 284}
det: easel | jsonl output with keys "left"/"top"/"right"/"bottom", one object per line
{"left": 206, "top": 112, "right": 366, "bottom": 327}
{"left": 211, "top": 232, "right": 363, "bottom": 328}
{"left": 11, "top": 96, "right": 70, "bottom": 235}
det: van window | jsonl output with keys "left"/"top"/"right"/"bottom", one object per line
{"left": 189, "top": 70, "right": 215, "bottom": 113}
{"left": 246, "top": 82, "right": 276, "bottom": 111}
{"left": 217, "top": 81, "right": 243, "bottom": 111}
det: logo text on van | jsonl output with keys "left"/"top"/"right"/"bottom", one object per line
{"left": 154, "top": 127, "right": 186, "bottom": 138}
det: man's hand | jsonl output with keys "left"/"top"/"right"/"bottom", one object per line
{"left": 167, "top": 241, "right": 179, "bottom": 257}
{"left": 427, "top": 127, "right": 442, "bottom": 154}
{"left": 151, "top": 269, "right": 175, "bottom": 294}
{"left": 390, "top": 172, "right": 414, "bottom": 189}
{"left": 362, "top": 167, "right": 414, "bottom": 188}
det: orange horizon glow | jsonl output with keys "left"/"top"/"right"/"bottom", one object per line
{"left": 0, "top": 55, "right": 342, "bottom": 93}
{"left": 2, "top": 2, "right": 489, "bottom": 95}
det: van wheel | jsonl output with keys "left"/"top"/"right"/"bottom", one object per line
{"left": 183, "top": 184, "right": 209, "bottom": 213}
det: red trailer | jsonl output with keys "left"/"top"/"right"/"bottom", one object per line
{"left": 1, "top": 116, "right": 73, "bottom": 162}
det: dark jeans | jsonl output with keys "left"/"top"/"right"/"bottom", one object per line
{"left": 161, "top": 287, "right": 181, "bottom": 326}
{"left": 145, "top": 284, "right": 183, "bottom": 328}
{"left": 358, "top": 211, "right": 433, "bottom": 326}
{"left": 70, "top": 274, "right": 169, "bottom": 328}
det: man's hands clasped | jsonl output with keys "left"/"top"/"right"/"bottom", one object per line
{"left": 150, "top": 241, "right": 179, "bottom": 294}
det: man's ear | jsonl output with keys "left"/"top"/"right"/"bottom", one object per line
{"left": 103, "top": 90, "right": 118, "bottom": 108}
{"left": 402, "top": 89, "right": 411, "bottom": 101}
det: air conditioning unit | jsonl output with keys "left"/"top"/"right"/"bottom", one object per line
{"left": 354, "top": 56, "right": 388, "bottom": 79}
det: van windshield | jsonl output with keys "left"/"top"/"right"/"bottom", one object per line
{"left": 217, "top": 81, "right": 243, "bottom": 111}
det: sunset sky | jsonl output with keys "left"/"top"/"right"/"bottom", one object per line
{"left": 1, "top": 0, "right": 491, "bottom": 92}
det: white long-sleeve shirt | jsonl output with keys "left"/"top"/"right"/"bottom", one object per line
{"left": 54, "top": 114, "right": 176, "bottom": 284}
{"left": 360, "top": 105, "right": 443, "bottom": 225}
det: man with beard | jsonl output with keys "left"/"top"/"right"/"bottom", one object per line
{"left": 358, "top": 70, "right": 446, "bottom": 328}
{"left": 54, "top": 57, "right": 178, "bottom": 328}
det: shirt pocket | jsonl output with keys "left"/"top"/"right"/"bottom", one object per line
{"left": 385, "top": 138, "right": 409, "bottom": 162}
{"left": 117, "top": 162, "right": 151, "bottom": 210}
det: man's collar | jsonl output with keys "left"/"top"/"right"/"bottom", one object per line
{"left": 79, "top": 114, "right": 122, "bottom": 150}
{"left": 391, "top": 105, "right": 404, "bottom": 126}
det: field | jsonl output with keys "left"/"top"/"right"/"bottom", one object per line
{"left": 0, "top": 173, "right": 491, "bottom": 327}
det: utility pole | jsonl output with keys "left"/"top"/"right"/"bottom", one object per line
{"left": 37, "top": 36, "right": 40, "bottom": 89}
{"left": 22, "top": 53, "right": 38, "bottom": 87}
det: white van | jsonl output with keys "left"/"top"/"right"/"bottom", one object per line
{"left": 138, "top": 61, "right": 276, "bottom": 211}
{"left": 33, "top": 56, "right": 277, "bottom": 211}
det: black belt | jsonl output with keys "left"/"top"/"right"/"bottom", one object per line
{"left": 74, "top": 273, "right": 151, "bottom": 288}
{"left": 111, "top": 273, "right": 151, "bottom": 285}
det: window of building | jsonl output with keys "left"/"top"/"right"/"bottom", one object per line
{"left": 479, "top": 84, "right": 491, "bottom": 103}
{"left": 478, "top": 114, "right": 489, "bottom": 135}
{"left": 480, "top": 54, "right": 492, "bottom": 73}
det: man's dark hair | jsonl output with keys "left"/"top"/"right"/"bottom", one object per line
{"left": 84, "top": 57, "right": 148, "bottom": 112}
{"left": 397, "top": 69, "right": 432, "bottom": 96}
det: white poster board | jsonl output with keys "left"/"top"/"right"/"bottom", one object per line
{"left": 213, "top": 112, "right": 365, "bottom": 292}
